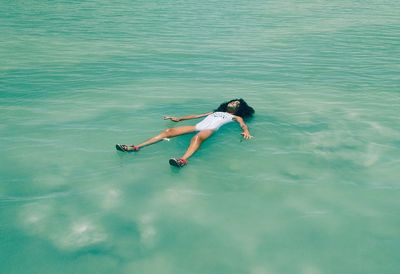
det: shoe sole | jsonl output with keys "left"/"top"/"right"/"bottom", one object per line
{"left": 116, "top": 144, "right": 127, "bottom": 152}
{"left": 169, "top": 158, "right": 181, "bottom": 167}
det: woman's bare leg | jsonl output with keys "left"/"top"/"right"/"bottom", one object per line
{"left": 180, "top": 130, "right": 214, "bottom": 160}
{"left": 136, "top": 126, "right": 197, "bottom": 149}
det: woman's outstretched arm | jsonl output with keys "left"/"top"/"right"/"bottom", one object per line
{"left": 233, "top": 116, "right": 253, "bottom": 140}
{"left": 163, "top": 112, "right": 212, "bottom": 122}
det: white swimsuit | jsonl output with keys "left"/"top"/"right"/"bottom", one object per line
{"left": 195, "top": 112, "right": 235, "bottom": 131}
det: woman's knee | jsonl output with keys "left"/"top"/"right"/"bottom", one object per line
{"left": 193, "top": 131, "right": 213, "bottom": 142}
{"left": 161, "top": 128, "right": 175, "bottom": 137}
{"left": 162, "top": 126, "right": 196, "bottom": 138}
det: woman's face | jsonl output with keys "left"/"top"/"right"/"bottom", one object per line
{"left": 227, "top": 100, "right": 240, "bottom": 111}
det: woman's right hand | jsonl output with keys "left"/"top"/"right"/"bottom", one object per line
{"left": 163, "top": 116, "right": 181, "bottom": 122}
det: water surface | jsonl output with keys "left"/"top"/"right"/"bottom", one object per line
{"left": 1, "top": 1, "right": 399, "bottom": 273}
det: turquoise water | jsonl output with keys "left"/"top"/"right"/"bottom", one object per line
{"left": 1, "top": 1, "right": 399, "bottom": 273}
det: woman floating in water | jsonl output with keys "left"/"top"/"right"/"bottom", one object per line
{"left": 116, "top": 98, "right": 255, "bottom": 167}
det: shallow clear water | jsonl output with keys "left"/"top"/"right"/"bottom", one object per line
{"left": 1, "top": 1, "right": 399, "bottom": 273}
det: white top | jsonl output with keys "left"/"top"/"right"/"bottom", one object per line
{"left": 195, "top": 112, "right": 235, "bottom": 131}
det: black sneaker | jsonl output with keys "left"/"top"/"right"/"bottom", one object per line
{"left": 169, "top": 158, "right": 188, "bottom": 168}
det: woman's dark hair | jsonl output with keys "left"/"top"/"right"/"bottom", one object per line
{"left": 215, "top": 98, "right": 255, "bottom": 118}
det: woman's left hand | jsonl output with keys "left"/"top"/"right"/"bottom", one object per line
{"left": 241, "top": 131, "right": 253, "bottom": 140}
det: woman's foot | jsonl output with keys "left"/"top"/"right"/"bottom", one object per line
{"left": 169, "top": 158, "right": 188, "bottom": 168}
{"left": 116, "top": 144, "right": 140, "bottom": 152}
